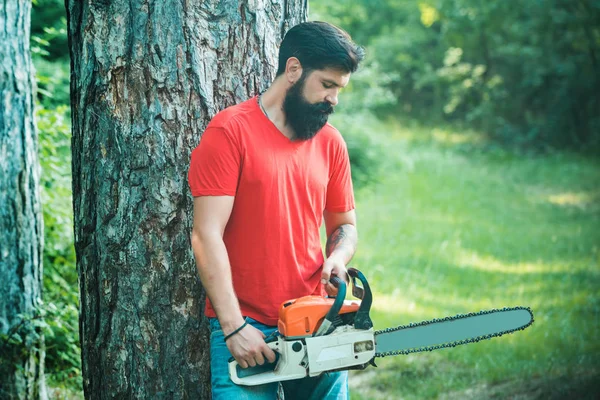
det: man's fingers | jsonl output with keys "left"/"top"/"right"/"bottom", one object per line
{"left": 254, "top": 352, "right": 265, "bottom": 366}
{"left": 321, "top": 259, "right": 335, "bottom": 283}
{"left": 228, "top": 324, "right": 280, "bottom": 369}
{"left": 265, "top": 348, "right": 277, "bottom": 363}
{"left": 262, "top": 343, "right": 277, "bottom": 363}
{"left": 330, "top": 264, "right": 349, "bottom": 283}
{"left": 339, "top": 269, "right": 350, "bottom": 284}
{"left": 322, "top": 259, "right": 349, "bottom": 287}
{"left": 327, "top": 284, "right": 339, "bottom": 296}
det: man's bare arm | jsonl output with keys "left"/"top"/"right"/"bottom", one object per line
{"left": 191, "top": 196, "right": 243, "bottom": 330}
{"left": 322, "top": 210, "right": 358, "bottom": 294}
{"left": 325, "top": 223, "right": 358, "bottom": 262}
{"left": 191, "top": 196, "right": 275, "bottom": 368}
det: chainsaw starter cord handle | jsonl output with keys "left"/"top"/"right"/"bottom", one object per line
{"left": 223, "top": 318, "right": 249, "bottom": 342}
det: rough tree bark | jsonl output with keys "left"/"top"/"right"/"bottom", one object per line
{"left": 65, "top": 0, "right": 307, "bottom": 398}
{"left": 0, "top": 1, "right": 47, "bottom": 399}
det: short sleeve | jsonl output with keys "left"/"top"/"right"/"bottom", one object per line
{"left": 325, "top": 139, "right": 355, "bottom": 212}
{"left": 188, "top": 127, "right": 241, "bottom": 197}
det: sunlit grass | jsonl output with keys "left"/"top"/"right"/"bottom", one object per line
{"left": 545, "top": 191, "right": 599, "bottom": 209}
{"left": 344, "top": 119, "right": 600, "bottom": 399}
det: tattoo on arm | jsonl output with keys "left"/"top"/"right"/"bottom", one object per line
{"left": 326, "top": 224, "right": 358, "bottom": 260}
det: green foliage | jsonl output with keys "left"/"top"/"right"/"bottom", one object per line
{"left": 37, "top": 104, "right": 82, "bottom": 391}
{"left": 0, "top": 312, "right": 45, "bottom": 370}
{"left": 434, "top": 0, "right": 600, "bottom": 149}
{"left": 0, "top": 311, "right": 47, "bottom": 400}
{"left": 42, "top": 302, "right": 81, "bottom": 389}
{"left": 38, "top": 105, "right": 73, "bottom": 258}
{"left": 31, "top": 0, "right": 70, "bottom": 109}
{"left": 34, "top": 57, "right": 70, "bottom": 109}
{"left": 0, "top": 303, "right": 81, "bottom": 398}
{"left": 31, "top": 0, "right": 69, "bottom": 61}
{"left": 311, "top": 0, "right": 600, "bottom": 150}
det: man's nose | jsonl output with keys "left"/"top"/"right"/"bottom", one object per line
{"left": 325, "top": 91, "right": 339, "bottom": 106}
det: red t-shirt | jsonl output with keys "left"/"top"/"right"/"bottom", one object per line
{"left": 188, "top": 96, "right": 355, "bottom": 325}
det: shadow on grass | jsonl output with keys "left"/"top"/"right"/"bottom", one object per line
{"left": 439, "top": 370, "right": 600, "bottom": 400}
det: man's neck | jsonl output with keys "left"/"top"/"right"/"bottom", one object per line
{"left": 259, "top": 78, "right": 295, "bottom": 139}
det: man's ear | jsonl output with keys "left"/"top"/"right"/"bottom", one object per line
{"left": 285, "top": 57, "right": 302, "bottom": 84}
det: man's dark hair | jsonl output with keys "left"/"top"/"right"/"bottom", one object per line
{"left": 276, "top": 21, "right": 365, "bottom": 76}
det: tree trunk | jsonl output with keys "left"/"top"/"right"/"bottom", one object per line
{"left": 65, "top": 1, "right": 306, "bottom": 398}
{"left": 0, "top": 1, "right": 47, "bottom": 399}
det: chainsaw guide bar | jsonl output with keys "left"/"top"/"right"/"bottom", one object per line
{"left": 374, "top": 306, "right": 534, "bottom": 357}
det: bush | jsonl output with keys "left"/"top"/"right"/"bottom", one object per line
{"left": 330, "top": 109, "right": 388, "bottom": 188}
{"left": 37, "top": 104, "right": 82, "bottom": 391}
{"left": 312, "top": 0, "right": 600, "bottom": 151}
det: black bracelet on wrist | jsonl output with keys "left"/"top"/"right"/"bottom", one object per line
{"left": 223, "top": 319, "right": 249, "bottom": 342}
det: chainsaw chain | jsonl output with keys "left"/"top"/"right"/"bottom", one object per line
{"left": 375, "top": 306, "right": 534, "bottom": 358}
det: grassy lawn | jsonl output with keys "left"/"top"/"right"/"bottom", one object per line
{"left": 345, "top": 121, "right": 600, "bottom": 399}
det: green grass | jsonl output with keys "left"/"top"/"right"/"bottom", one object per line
{"left": 344, "top": 120, "right": 600, "bottom": 399}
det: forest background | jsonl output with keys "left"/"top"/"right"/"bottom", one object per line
{"left": 26, "top": 0, "right": 600, "bottom": 398}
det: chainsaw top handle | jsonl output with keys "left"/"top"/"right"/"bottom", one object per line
{"left": 312, "top": 275, "right": 346, "bottom": 336}
{"left": 314, "top": 270, "right": 373, "bottom": 336}
{"left": 347, "top": 267, "right": 373, "bottom": 330}
{"left": 325, "top": 275, "right": 347, "bottom": 322}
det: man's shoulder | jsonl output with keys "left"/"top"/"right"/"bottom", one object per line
{"left": 207, "top": 97, "right": 258, "bottom": 132}
{"left": 317, "top": 122, "right": 346, "bottom": 146}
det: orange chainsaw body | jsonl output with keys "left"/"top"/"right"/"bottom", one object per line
{"left": 277, "top": 296, "right": 361, "bottom": 337}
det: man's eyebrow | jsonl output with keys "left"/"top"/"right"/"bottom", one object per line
{"left": 322, "top": 79, "right": 346, "bottom": 88}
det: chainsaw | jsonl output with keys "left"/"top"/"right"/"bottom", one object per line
{"left": 228, "top": 267, "right": 534, "bottom": 385}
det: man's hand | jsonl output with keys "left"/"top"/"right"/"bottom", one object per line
{"left": 321, "top": 254, "right": 349, "bottom": 296}
{"left": 225, "top": 323, "right": 277, "bottom": 369}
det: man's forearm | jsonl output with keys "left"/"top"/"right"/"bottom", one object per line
{"left": 325, "top": 223, "right": 358, "bottom": 264}
{"left": 191, "top": 231, "right": 244, "bottom": 332}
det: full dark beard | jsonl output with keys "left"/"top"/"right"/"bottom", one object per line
{"left": 282, "top": 77, "right": 334, "bottom": 141}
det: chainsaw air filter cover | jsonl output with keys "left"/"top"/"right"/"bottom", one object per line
{"left": 277, "top": 296, "right": 361, "bottom": 337}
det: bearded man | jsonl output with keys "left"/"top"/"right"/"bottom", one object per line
{"left": 188, "top": 21, "right": 365, "bottom": 400}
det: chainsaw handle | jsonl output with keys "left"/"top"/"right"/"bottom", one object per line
{"left": 347, "top": 268, "right": 373, "bottom": 329}
{"left": 228, "top": 338, "right": 281, "bottom": 385}
{"left": 228, "top": 337, "right": 307, "bottom": 385}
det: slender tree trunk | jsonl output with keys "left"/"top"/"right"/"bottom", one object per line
{"left": 0, "top": 1, "right": 47, "bottom": 399}
{"left": 65, "top": 1, "right": 306, "bottom": 398}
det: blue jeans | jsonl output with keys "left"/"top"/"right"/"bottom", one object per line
{"left": 209, "top": 317, "right": 349, "bottom": 400}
